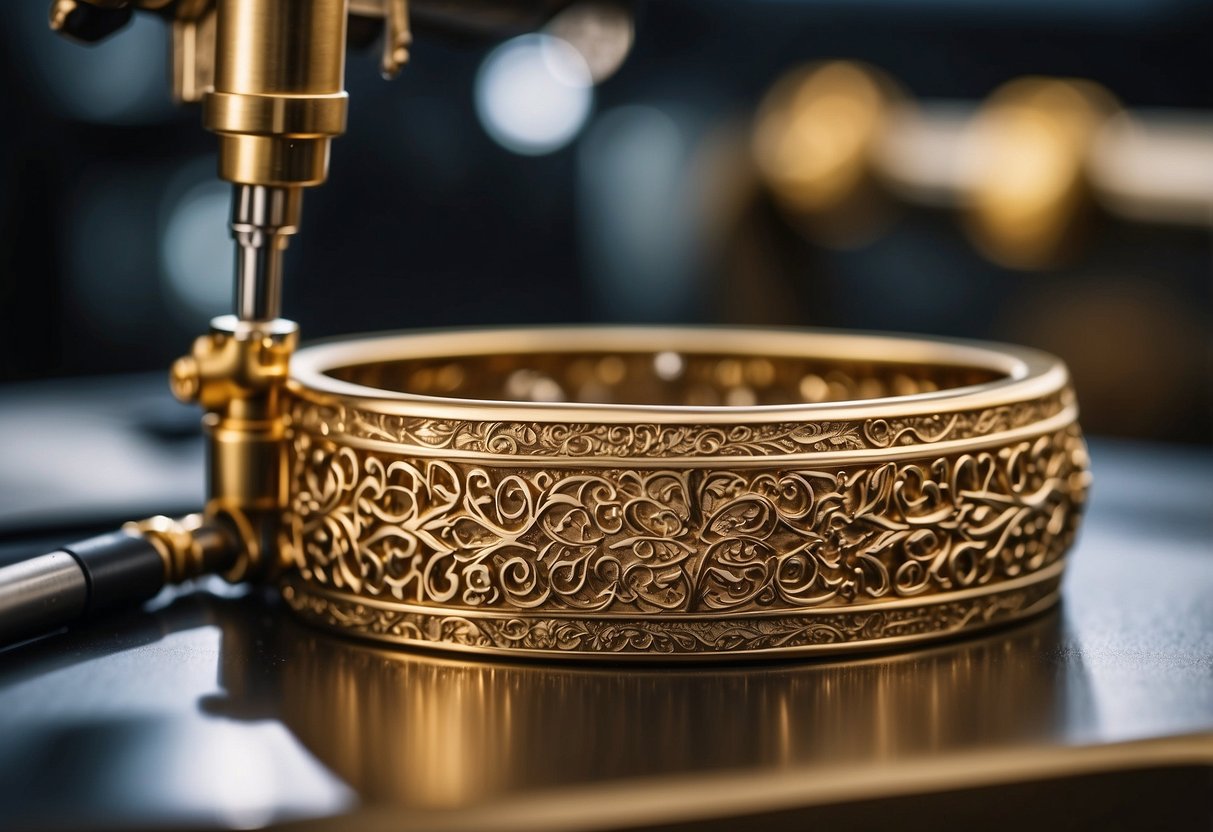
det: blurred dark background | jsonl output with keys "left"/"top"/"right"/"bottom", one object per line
{"left": 1, "top": 0, "right": 1210, "bottom": 443}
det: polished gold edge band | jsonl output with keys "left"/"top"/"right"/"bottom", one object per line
{"left": 280, "top": 570, "right": 1063, "bottom": 659}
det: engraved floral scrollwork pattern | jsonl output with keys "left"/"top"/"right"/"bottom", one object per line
{"left": 283, "top": 420, "right": 1088, "bottom": 618}
{"left": 281, "top": 577, "right": 1061, "bottom": 655}
{"left": 286, "top": 390, "right": 1069, "bottom": 458}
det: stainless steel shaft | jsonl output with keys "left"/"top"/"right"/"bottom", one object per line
{"left": 232, "top": 184, "right": 302, "bottom": 321}
{"left": 0, "top": 552, "right": 89, "bottom": 645}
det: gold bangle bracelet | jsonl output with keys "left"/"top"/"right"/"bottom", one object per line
{"left": 279, "top": 327, "right": 1089, "bottom": 660}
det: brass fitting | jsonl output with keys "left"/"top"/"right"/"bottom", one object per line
{"left": 125, "top": 513, "right": 239, "bottom": 584}
{"left": 204, "top": 0, "right": 349, "bottom": 190}
{"left": 171, "top": 315, "right": 299, "bottom": 582}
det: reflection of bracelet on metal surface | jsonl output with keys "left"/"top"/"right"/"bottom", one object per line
{"left": 279, "top": 327, "right": 1090, "bottom": 660}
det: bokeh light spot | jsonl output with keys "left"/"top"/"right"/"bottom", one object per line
{"left": 475, "top": 34, "right": 594, "bottom": 156}
{"left": 161, "top": 181, "right": 234, "bottom": 320}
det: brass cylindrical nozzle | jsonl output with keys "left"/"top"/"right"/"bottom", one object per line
{"left": 204, "top": 0, "right": 350, "bottom": 188}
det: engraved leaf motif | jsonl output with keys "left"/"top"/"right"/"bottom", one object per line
{"left": 705, "top": 496, "right": 777, "bottom": 539}
{"left": 285, "top": 417, "right": 1087, "bottom": 620}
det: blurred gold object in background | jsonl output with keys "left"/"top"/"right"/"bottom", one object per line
{"left": 753, "top": 61, "right": 901, "bottom": 246}
{"left": 752, "top": 61, "right": 1211, "bottom": 267}
{"left": 961, "top": 77, "right": 1116, "bottom": 269}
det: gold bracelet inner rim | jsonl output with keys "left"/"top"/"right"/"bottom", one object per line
{"left": 288, "top": 327, "right": 1064, "bottom": 422}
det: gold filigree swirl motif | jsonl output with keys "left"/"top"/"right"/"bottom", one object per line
{"left": 281, "top": 327, "right": 1089, "bottom": 659}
